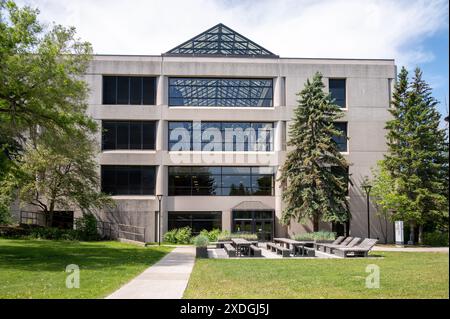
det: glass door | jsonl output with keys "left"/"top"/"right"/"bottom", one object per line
{"left": 232, "top": 210, "right": 274, "bottom": 241}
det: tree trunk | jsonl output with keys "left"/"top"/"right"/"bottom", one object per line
{"left": 418, "top": 225, "right": 423, "bottom": 245}
{"left": 407, "top": 221, "right": 415, "bottom": 245}
{"left": 46, "top": 200, "right": 55, "bottom": 227}
{"left": 313, "top": 216, "right": 319, "bottom": 232}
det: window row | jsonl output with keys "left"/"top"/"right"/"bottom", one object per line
{"left": 102, "top": 76, "right": 346, "bottom": 108}
{"left": 169, "top": 78, "right": 273, "bottom": 107}
{"left": 168, "top": 166, "right": 275, "bottom": 196}
{"left": 103, "top": 76, "right": 156, "bottom": 105}
{"left": 100, "top": 165, "right": 349, "bottom": 196}
{"left": 100, "top": 120, "right": 347, "bottom": 152}
{"left": 169, "top": 121, "right": 273, "bottom": 151}
{"left": 102, "top": 121, "right": 156, "bottom": 150}
{"left": 101, "top": 166, "right": 156, "bottom": 195}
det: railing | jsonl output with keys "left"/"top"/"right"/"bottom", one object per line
{"left": 117, "top": 224, "right": 146, "bottom": 242}
{"left": 19, "top": 211, "right": 147, "bottom": 242}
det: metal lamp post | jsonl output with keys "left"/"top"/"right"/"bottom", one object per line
{"left": 156, "top": 194, "right": 163, "bottom": 246}
{"left": 361, "top": 179, "right": 372, "bottom": 239}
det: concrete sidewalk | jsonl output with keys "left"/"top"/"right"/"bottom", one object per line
{"left": 106, "top": 246, "right": 195, "bottom": 299}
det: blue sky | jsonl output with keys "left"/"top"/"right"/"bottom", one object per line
{"left": 17, "top": 0, "right": 449, "bottom": 117}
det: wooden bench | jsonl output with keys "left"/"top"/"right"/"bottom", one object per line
{"left": 224, "top": 243, "right": 236, "bottom": 257}
{"left": 302, "top": 246, "right": 316, "bottom": 257}
{"left": 266, "top": 242, "right": 290, "bottom": 257}
{"left": 249, "top": 244, "right": 262, "bottom": 257}
{"left": 215, "top": 241, "right": 232, "bottom": 249}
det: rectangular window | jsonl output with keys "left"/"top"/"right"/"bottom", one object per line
{"left": 168, "top": 211, "right": 222, "bottom": 234}
{"left": 102, "top": 121, "right": 156, "bottom": 150}
{"left": 168, "top": 166, "right": 275, "bottom": 196}
{"left": 102, "top": 76, "right": 156, "bottom": 105}
{"left": 329, "top": 79, "right": 346, "bottom": 108}
{"left": 333, "top": 122, "right": 348, "bottom": 152}
{"left": 168, "top": 121, "right": 273, "bottom": 151}
{"left": 168, "top": 78, "right": 273, "bottom": 107}
{"left": 101, "top": 165, "right": 156, "bottom": 195}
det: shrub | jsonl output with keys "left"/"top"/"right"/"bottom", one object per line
{"left": 175, "top": 226, "right": 192, "bottom": 244}
{"left": 294, "top": 231, "right": 336, "bottom": 241}
{"left": 163, "top": 227, "right": 193, "bottom": 244}
{"left": 163, "top": 228, "right": 178, "bottom": 243}
{"left": 423, "top": 232, "right": 449, "bottom": 247}
{"left": 199, "top": 228, "right": 221, "bottom": 242}
{"left": 192, "top": 234, "right": 209, "bottom": 247}
{"left": 75, "top": 213, "right": 100, "bottom": 241}
{"left": 217, "top": 231, "right": 258, "bottom": 241}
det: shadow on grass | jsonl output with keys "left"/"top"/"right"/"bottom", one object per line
{"left": 0, "top": 239, "right": 170, "bottom": 272}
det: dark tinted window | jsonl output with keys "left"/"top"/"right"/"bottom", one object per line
{"left": 117, "top": 77, "right": 129, "bottom": 104}
{"left": 103, "top": 77, "right": 117, "bottom": 104}
{"left": 101, "top": 165, "right": 156, "bottom": 195}
{"left": 168, "top": 166, "right": 274, "bottom": 196}
{"left": 329, "top": 79, "right": 346, "bottom": 108}
{"left": 143, "top": 77, "right": 156, "bottom": 105}
{"left": 168, "top": 211, "right": 222, "bottom": 234}
{"left": 333, "top": 122, "right": 348, "bottom": 152}
{"left": 168, "top": 121, "right": 273, "bottom": 151}
{"left": 102, "top": 121, "right": 156, "bottom": 150}
{"left": 169, "top": 78, "right": 273, "bottom": 107}
{"left": 130, "top": 77, "right": 142, "bottom": 105}
{"left": 102, "top": 76, "right": 156, "bottom": 105}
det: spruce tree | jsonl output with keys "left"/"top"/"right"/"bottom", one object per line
{"left": 279, "top": 72, "right": 350, "bottom": 231}
{"left": 382, "top": 67, "right": 449, "bottom": 244}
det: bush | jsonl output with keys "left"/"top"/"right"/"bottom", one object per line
{"left": 199, "top": 228, "right": 221, "bottom": 242}
{"left": 75, "top": 213, "right": 100, "bottom": 241}
{"left": 423, "top": 232, "right": 449, "bottom": 247}
{"left": 163, "top": 228, "right": 178, "bottom": 243}
{"left": 217, "top": 231, "right": 258, "bottom": 241}
{"left": 163, "top": 227, "right": 192, "bottom": 244}
{"left": 294, "top": 231, "right": 336, "bottom": 241}
{"left": 175, "top": 226, "right": 192, "bottom": 244}
{"left": 0, "top": 213, "right": 102, "bottom": 241}
{"left": 192, "top": 234, "right": 209, "bottom": 247}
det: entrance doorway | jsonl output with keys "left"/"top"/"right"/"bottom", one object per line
{"left": 232, "top": 210, "right": 274, "bottom": 241}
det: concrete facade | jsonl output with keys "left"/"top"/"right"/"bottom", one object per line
{"left": 83, "top": 52, "right": 396, "bottom": 243}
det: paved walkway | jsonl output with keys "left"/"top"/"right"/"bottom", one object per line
{"left": 106, "top": 246, "right": 195, "bottom": 299}
{"left": 373, "top": 246, "right": 448, "bottom": 253}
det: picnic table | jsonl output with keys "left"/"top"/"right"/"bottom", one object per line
{"left": 273, "top": 238, "right": 315, "bottom": 256}
{"left": 231, "top": 238, "right": 252, "bottom": 257}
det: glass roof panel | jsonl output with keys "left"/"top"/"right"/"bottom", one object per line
{"left": 164, "top": 23, "right": 278, "bottom": 58}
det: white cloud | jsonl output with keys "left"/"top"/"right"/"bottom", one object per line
{"left": 16, "top": 0, "right": 449, "bottom": 67}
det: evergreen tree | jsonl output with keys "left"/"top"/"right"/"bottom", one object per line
{"left": 279, "top": 72, "right": 350, "bottom": 231}
{"left": 379, "top": 67, "right": 449, "bottom": 244}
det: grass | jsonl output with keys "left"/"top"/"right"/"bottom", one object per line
{"left": 184, "top": 252, "right": 449, "bottom": 299}
{"left": 0, "top": 238, "right": 172, "bottom": 299}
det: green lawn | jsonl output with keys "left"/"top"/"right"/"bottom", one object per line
{"left": 184, "top": 252, "right": 449, "bottom": 299}
{"left": 0, "top": 239, "right": 172, "bottom": 298}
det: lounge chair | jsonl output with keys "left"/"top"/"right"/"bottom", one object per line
{"left": 326, "top": 237, "right": 361, "bottom": 254}
{"left": 318, "top": 236, "right": 353, "bottom": 253}
{"left": 333, "top": 238, "right": 378, "bottom": 258}
{"left": 315, "top": 236, "right": 345, "bottom": 251}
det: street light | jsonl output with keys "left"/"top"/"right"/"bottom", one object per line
{"left": 361, "top": 177, "right": 372, "bottom": 239}
{"left": 156, "top": 194, "right": 163, "bottom": 246}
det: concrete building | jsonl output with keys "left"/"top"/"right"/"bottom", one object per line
{"left": 83, "top": 23, "right": 396, "bottom": 243}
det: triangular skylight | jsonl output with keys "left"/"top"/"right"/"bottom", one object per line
{"left": 164, "top": 23, "right": 278, "bottom": 58}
